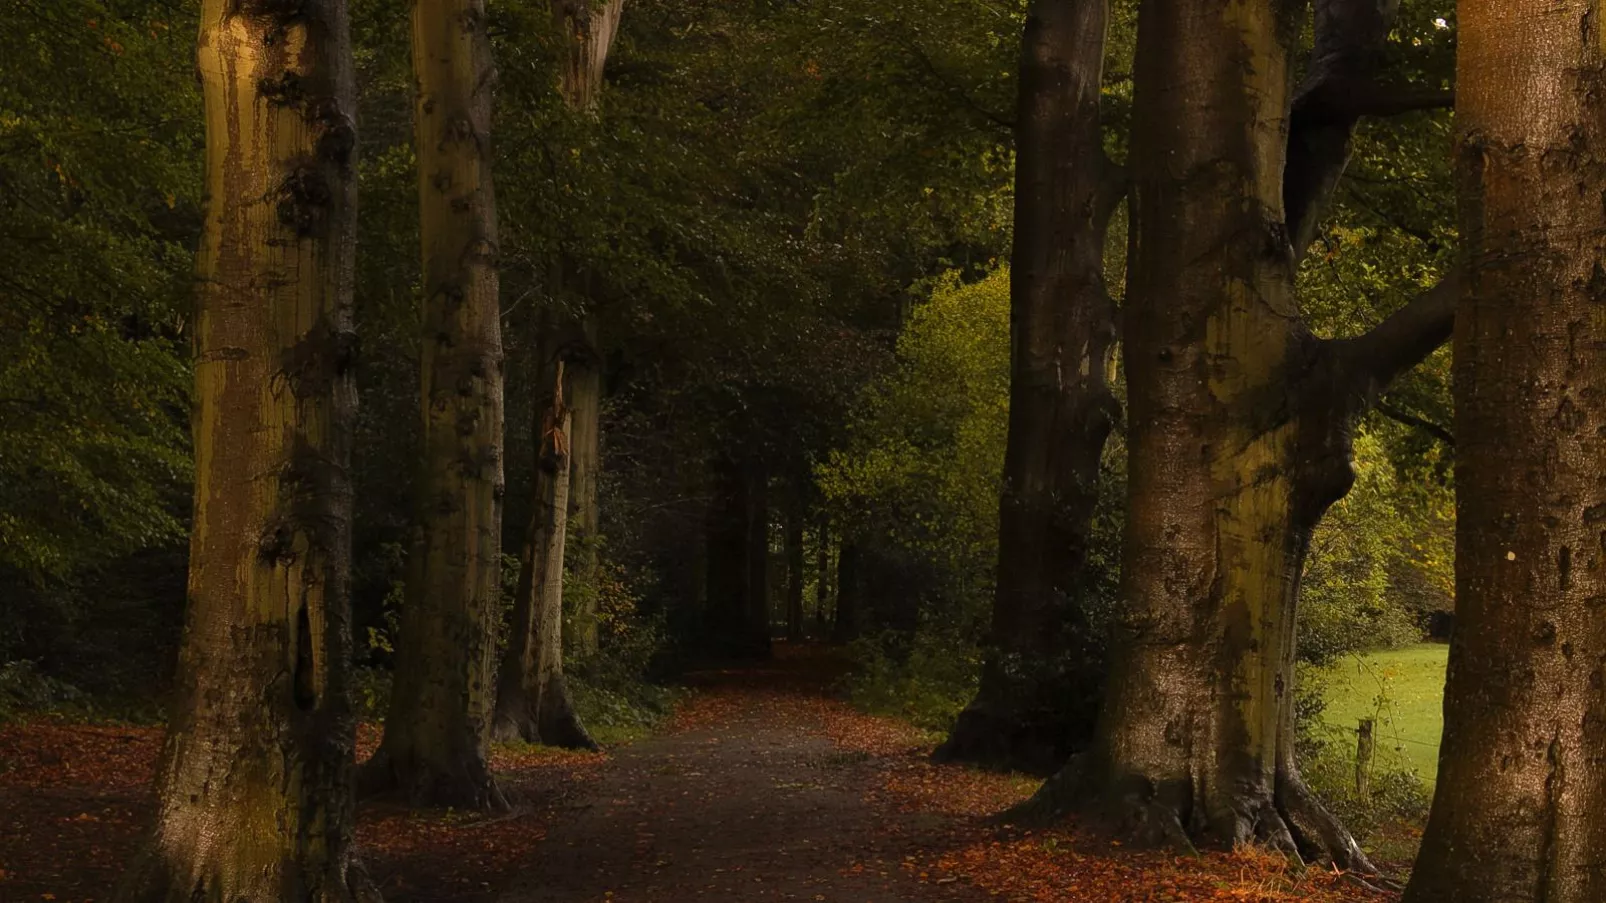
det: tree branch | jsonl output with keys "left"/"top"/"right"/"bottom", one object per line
{"left": 1374, "top": 399, "right": 1454, "bottom": 446}
{"left": 1330, "top": 275, "right": 1457, "bottom": 403}
{"left": 1283, "top": 0, "right": 1456, "bottom": 261}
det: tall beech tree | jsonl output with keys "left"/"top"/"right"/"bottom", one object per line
{"left": 494, "top": 317, "right": 597, "bottom": 747}
{"left": 1406, "top": 2, "right": 1606, "bottom": 899}
{"left": 491, "top": 0, "right": 623, "bottom": 748}
{"left": 935, "top": 0, "right": 1120, "bottom": 774}
{"left": 557, "top": 0, "right": 624, "bottom": 659}
{"left": 116, "top": 0, "right": 374, "bottom": 899}
{"left": 1026, "top": 0, "right": 1456, "bottom": 866}
{"left": 364, "top": 0, "right": 508, "bottom": 812}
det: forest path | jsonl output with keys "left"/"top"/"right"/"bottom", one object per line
{"left": 500, "top": 647, "right": 988, "bottom": 903}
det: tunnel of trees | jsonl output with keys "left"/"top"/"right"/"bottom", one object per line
{"left": 1, "top": 0, "right": 1603, "bottom": 900}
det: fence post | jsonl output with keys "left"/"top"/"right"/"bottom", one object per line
{"left": 1356, "top": 717, "right": 1375, "bottom": 799}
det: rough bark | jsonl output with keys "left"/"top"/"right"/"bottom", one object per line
{"left": 1404, "top": 3, "right": 1606, "bottom": 899}
{"left": 551, "top": 0, "right": 623, "bottom": 659}
{"left": 493, "top": 333, "right": 596, "bottom": 749}
{"left": 936, "top": 0, "right": 1118, "bottom": 775}
{"left": 553, "top": 0, "right": 624, "bottom": 113}
{"left": 1024, "top": 0, "right": 1454, "bottom": 868}
{"left": 785, "top": 503, "right": 805, "bottom": 642}
{"left": 115, "top": 1, "right": 375, "bottom": 900}
{"left": 364, "top": 0, "right": 506, "bottom": 813}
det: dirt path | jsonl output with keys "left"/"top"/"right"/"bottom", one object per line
{"left": 500, "top": 662, "right": 985, "bottom": 903}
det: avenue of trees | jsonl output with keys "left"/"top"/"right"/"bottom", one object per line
{"left": 1, "top": 0, "right": 1603, "bottom": 899}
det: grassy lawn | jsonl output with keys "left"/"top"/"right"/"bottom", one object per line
{"left": 1314, "top": 643, "right": 1449, "bottom": 784}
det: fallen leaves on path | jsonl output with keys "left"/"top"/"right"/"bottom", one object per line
{"left": 2, "top": 650, "right": 1397, "bottom": 903}
{"left": 0, "top": 718, "right": 607, "bottom": 903}
{"left": 674, "top": 651, "right": 1398, "bottom": 903}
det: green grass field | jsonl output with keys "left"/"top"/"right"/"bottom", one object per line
{"left": 1314, "top": 643, "right": 1449, "bottom": 784}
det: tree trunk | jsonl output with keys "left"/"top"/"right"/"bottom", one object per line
{"left": 551, "top": 0, "right": 623, "bottom": 660}
{"left": 936, "top": 0, "right": 1118, "bottom": 775}
{"left": 1027, "top": 0, "right": 1454, "bottom": 868}
{"left": 833, "top": 540, "right": 861, "bottom": 644}
{"left": 566, "top": 317, "right": 602, "bottom": 659}
{"left": 554, "top": 0, "right": 624, "bottom": 113}
{"left": 785, "top": 502, "right": 805, "bottom": 642}
{"left": 116, "top": 2, "right": 375, "bottom": 900}
{"left": 704, "top": 456, "right": 750, "bottom": 656}
{"left": 1405, "top": 4, "right": 1606, "bottom": 900}
{"left": 744, "top": 464, "right": 773, "bottom": 655}
{"left": 493, "top": 333, "right": 596, "bottom": 749}
{"left": 814, "top": 518, "right": 831, "bottom": 631}
{"left": 365, "top": 0, "right": 506, "bottom": 813}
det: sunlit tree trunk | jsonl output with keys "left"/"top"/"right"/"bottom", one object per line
{"left": 936, "top": 0, "right": 1119, "bottom": 775}
{"left": 1405, "top": 3, "right": 1606, "bottom": 899}
{"left": 494, "top": 323, "right": 595, "bottom": 748}
{"left": 1028, "top": 0, "right": 1454, "bottom": 867}
{"left": 365, "top": 0, "right": 506, "bottom": 812}
{"left": 116, "top": 1, "right": 374, "bottom": 899}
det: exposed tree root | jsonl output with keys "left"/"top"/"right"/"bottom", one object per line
{"left": 492, "top": 678, "right": 599, "bottom": 751}
{"left": 994, "top": 758, "right": 1375, "bottom": 876}
{"left": 113, "top": 845, "right": 382, "bottom": 903}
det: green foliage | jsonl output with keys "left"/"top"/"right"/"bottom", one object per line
{"left": 842, "top": 629, "right": 979, "bottom": 733}
{"left": 819, "top": 268, "right": 1011, "bottom": 628}
{"left": 0, "top": 2, "right": 196, "bottom": 591}
{"left": 1299, "top": 431, "right": 1437, "bottom": 665}
{"left": 569, "top": 559, "right": 681, "bottom": 744}
{"left": 0, "top": 660, "right": 85, "bottom": 723}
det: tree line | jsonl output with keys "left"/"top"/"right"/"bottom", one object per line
{"left": 1, "top": 0, "right": 1601, "bottom": 900}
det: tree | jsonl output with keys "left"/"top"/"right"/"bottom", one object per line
{"left": 494, "top": 316, "right": 597, "bottom": 747}
{"left": 1405, "top": 2, "right": 1606, "bottom": 899}
{"left": 115, "top": 0, "right": 375, "bottom": 899}
{"left": 1026, "top": 0, "right": 1454, "bottom": 866}
{"left": 363, "top": 0, "right": 508, "bottom": 812}
{"left": 935, "top": 0, "right": 1121, "bottom": 774}
{"left": 785, "top": 502, "right": 805, "bottom": 642}
{"left": 491, "top": 0, "right": 623, "bottom": 748}
{"left": 555, "top": 0, "right": 624, "bottom": 661}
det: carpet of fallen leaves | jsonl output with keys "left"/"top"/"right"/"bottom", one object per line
{"left": 2, "top": 647, "right": 1399, "bottom": 903}
{"left": 671, "top": 647, "right": 1399, "bottom": 903}
{"left": 0, "top": 719, "right": 608, "bottom": 903}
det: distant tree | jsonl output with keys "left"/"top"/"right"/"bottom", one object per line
{"left": 934, "top": 0, "right": 1121, "bottom": 775}
{"left": 1406, "top": 1, "right": 1606, "bottom": 899}
{"left": 115, "top": 0, "right": 374, "bottom": 899}
{"left": 785, "top": 504, "right": 806, "bottom": 642}
{"left": 364, "top": 0, "right": 508, "bottom": 813}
